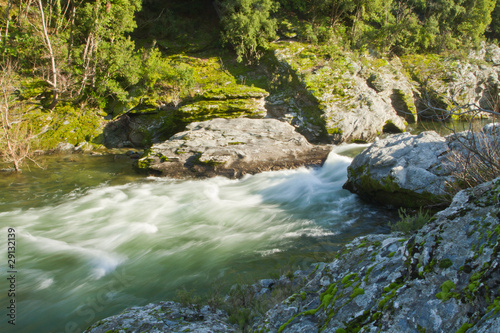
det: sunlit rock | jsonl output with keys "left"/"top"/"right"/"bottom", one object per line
{"left": 137, "top": 118, "right": 331, "bottom": 178}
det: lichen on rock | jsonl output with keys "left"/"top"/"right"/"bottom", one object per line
{"left": 136, "top": 117, "right": 331, "bottom": 178}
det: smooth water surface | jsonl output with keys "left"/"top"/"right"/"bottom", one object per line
{"left": 0, "top": 146, "right": 395, "bottom": 333}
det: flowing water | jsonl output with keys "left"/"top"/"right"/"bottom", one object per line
{"left": 0, "top": 145, "right": 396, "bottom": 333}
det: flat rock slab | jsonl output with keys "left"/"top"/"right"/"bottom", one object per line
{"left": 138, "top": 118, "right": 332, "bottom": 178}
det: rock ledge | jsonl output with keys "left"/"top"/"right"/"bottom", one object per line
{"left": 137, "top": 118, "right": 331, "bottom": 178}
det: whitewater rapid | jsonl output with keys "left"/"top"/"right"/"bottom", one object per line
{"left": 0, "top": 145, "right": 394, "bottom": 333}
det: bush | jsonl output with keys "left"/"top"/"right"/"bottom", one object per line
{"left": 389, "top": 207, "right": 432, "bottom": 234}
{"left": 220, "top": 0, "right": 279, "bottom": 63}
{"left": 446, "top": 123, "right": 500, "bottom": 191}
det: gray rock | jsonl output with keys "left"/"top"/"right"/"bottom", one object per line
{"left": 272, "top": 43, "right": 413, "bottom": 143}
{"left": 343, "top": 123, "right": 500, "bottom": 208}
{"left": 255, "top": 178, "right": 500, "bottom": 332}
{"left": 137, "top": 118, "right": 331, "bottom": 178}
{"left": 343, "top": 130, "right": 454, "bottom": 207}
{"left": 415, "top": 43, "right": 500, "bottom": 120}
{"left": 83, "top": 301, "right": 238, "bottom": 333}
{"left": 55, "top": 142, "right": 76, "bottom": 152}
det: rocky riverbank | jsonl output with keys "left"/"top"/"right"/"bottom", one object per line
{"left": 80, "top": 44, "right": 500, "bottom": 333}
{"left": 84, "top": 176, "right": 500, "bottom": 333}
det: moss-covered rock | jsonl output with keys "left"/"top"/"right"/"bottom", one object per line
{"left": 28, "top": 103, "right": 106, "bottom": 151}
{"left": 272, "top": 41, "right": 409, "bottom": 143}
{"left": 343, "top": 131, "right": 454, "bottom": 208}
{"left": 136, "top": 118, "right": 331, "bottom": 178}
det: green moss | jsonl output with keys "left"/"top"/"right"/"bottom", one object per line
{"left": 455, "top": 322, "right": 473, "bottom": 333}
{"left": 371, "top": 312, "right": 382, "bottom": 321}
{"left": 327, "top": 127, "right": 343, "bottom": 135}
{"left": 388, "top": 251, "right": 396, "bottom": 258}
{"left": 29, "top": 103, "right": 105, "bottom": 150}
{"left": 487, "top": 299, "right": 500, "bottom": 314}
{"left": 178, "top": 98, "right": 264, "bottom": 123}
{"left": 438, "top": 259, "right": 453, "bottom": 269}
{"left": 378, "top": 289, "right": 397, "bottom": 309}
{"left": 436, "top": 280, "right": 458, "bottom": 301}
{"left": 202, "top": 86, "right": 268, "bottom": 100}
{"left": 357, "top": 239, "right": 368, "bottom": 248}
{"left": 350, "top": 288, "right": 365, "bottom": 299}
{"left": 417, "top": 324, "right": 427, "bottom": 333}
{"left": 136, "top": 152, "right": 168, "bottom": 170}
{"left": 341, "top": 273, "right": 358, "bottom": 286}
{"left": 364, "top": 264, "right": 377, "bottom": 283}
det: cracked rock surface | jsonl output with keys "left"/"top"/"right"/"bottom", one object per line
{"left": 137, "top": 118, "right": 331, "bottom": 178}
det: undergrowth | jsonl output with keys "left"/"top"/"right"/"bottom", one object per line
{"left": 389, "top": 207, "right": 432, "bottom": 234}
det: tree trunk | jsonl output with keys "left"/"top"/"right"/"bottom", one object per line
{"left": 37, "top": 0, "right": 58, "bottom": 109}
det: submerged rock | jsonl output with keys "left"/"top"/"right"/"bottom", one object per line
{"left": 137, "top": 118, "right": 331, "bottom": 178}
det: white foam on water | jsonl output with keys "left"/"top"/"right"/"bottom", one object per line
{"left": 38, "top": 278, "right": 54, "bottom": 290}
{"left": 0, "top": 144, "right": 397, "bottom": 333}
{"left": 21, "top": 231, "right": 127, "bottom": 279}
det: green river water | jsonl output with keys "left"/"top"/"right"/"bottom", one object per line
{"left": 0, "top": 145, "right": 396, "bottom": 333}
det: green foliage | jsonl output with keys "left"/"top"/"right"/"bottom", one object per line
{"left": 175, "top": 287, "right": 202, "bottom": 308}
{"left": 221, "top": 0, "right": 279, "bottom": 63}
{"left": 141, "top": 49, "right": 196, "bottom": 102}
{"left": 389, "top": 207, "right": 432, "bottom": 234}
{"left": 488, "top": 1, "right": 500, "bottom": 40}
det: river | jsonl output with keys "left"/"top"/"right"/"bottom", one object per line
{"left": 0, "top": 145, "right": 396, "bottom": 333}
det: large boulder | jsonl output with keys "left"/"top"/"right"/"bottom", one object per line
{"left": 343, "top": 123, "right": 500, "bottom": 208}
{"left": 137, "top": 118, "right": 331, "bottom": 178}
{"left": 404, "top": 43, "right": 500, "bottom": 120}
{"left": 343, "top": 131, "right": 454, "bottom": 208}
{"left": 272, "top": 41, "right": 412, "bottom": 143}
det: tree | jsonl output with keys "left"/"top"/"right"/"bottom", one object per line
{"left": 74, "top": 0, "right": 142, "bottom": 103}
{"left": 37, "top": 0, "right": 59, "bottom": 108}
{"left": 457, "top": 0, "right": 496, "bottom": 46}
{"left": 220, "top": 0, "right": 279, "bottom": 63}
{"left": 0, "top": 61, "right": 39, "bottom": 172}
{"left": 487, "top": 0, "right": 500, "bottom": 40}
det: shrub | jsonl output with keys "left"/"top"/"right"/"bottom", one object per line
{"left": 389, "top": 207, "right": 432, "bottom": 234}
{"left": 446, "top": 123, "right": 500, "bottom": 191}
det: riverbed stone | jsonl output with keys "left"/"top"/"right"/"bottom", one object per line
{"left": 137, "top": 117, "right": 331, "bottom": 178}
{"left": 343, "top": 123, "right": 500, "bottom": 208}
{"left": 83, "top": 301, "right": 238, "bottom": 333}
{"left": 343, "top": 130, "right": 454, "bottom": 208}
